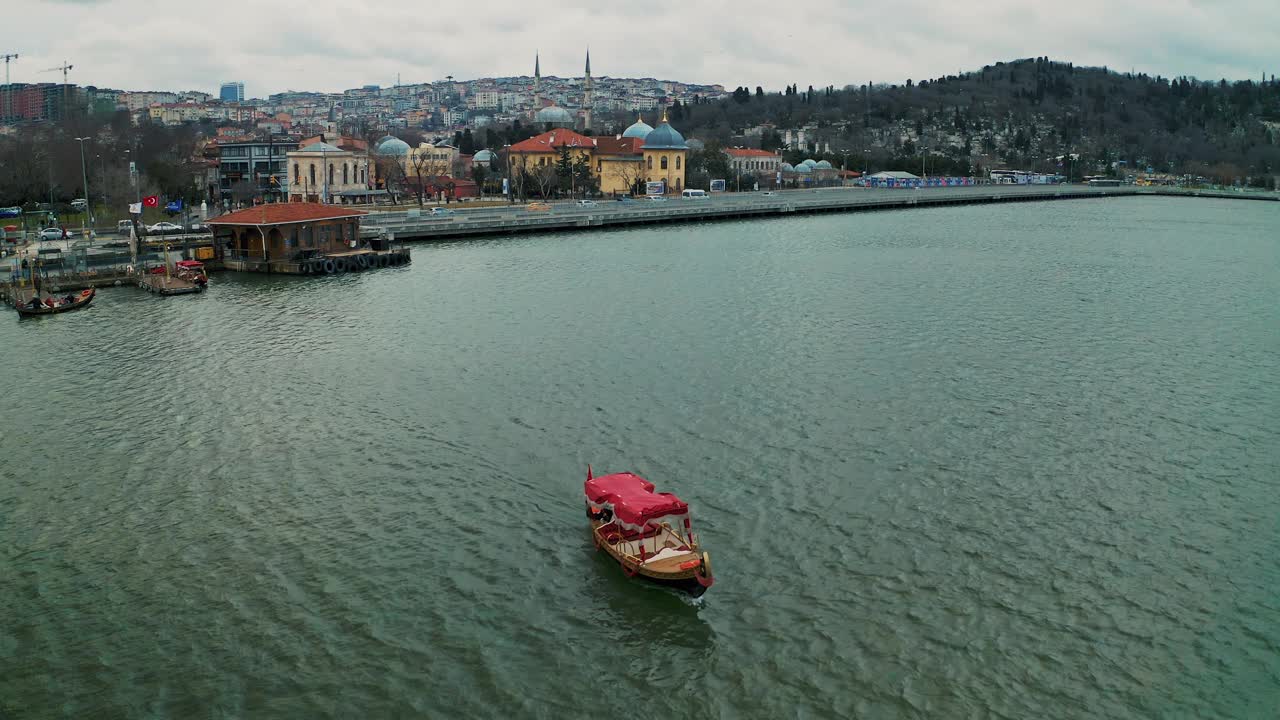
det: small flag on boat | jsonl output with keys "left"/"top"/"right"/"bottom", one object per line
{"left": 143, "top": 195, "right": 159, "bottom": 208}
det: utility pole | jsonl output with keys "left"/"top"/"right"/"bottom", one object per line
{"left": 74, "top": 136, "right": 92, "bottom": 240}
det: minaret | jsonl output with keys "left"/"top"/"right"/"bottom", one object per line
{"left": 533, "top": 52, "right": 541, "bottom": 108}
{"left": 582, "top": 48, "right": 593, "bottom": 132}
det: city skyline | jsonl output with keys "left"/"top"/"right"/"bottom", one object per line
{"left": 9, "top": 0, "right": 1278, "bottom": 96}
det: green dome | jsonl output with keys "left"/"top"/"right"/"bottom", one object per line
{"left": 376, "top": 136, "right": 410, "bottom": 155}
{"left": 535, "top": 106, "right": 574, "bottom": 127}
{"left": 622, "top": 117, "right": 653, "bottom": 139}
{"left": 642, "top": 121, "right": 687, "bottom": 150}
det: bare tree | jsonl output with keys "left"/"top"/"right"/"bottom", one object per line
{"left": 530, "top": 162, "right": 558, "bottom": 199}
{"left": 611, "top": 157, "right": 647, "bottom": 196}
{"left": 408, "top": 145, "right": 453, "bottom": 206}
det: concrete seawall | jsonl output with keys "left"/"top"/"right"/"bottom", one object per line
{"left": 363, "top": 186, "right": 1278, "bottom": 242}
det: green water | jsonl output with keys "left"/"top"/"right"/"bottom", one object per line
{"left": 2, "top": 197, "right": 1277, "bottom": 718}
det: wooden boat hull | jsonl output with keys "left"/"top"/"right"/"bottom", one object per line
{"left": 14, "top": 288, "right": 95, "bottom": 316}
{"left": 589, "top": 516, "right": 714, "bottom": 597}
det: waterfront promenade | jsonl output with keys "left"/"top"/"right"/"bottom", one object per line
{"left": 362, "top": 185, "right": 1278, "bottom": 241}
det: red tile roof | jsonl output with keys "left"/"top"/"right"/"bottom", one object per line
{"left": 207, "top": 203, "right": 367, "bottom": 226}
{"left": 594, "top": 136, "right": 643, "bottom": 155}
{"left": 725, "top": 147, "right": 781, "bottom": 157}
{"left": 508, "top": 129, "right": 597, "bottom": 153}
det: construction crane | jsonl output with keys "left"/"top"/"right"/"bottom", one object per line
{"left": 40, "top": 61, "right": 74, "bottom": 118}
{"left": 41, "top": 61, "right": 73, "bottom": 85}
{"left": 2, "top": 53, "right": 17, "bottom": 123}
{"left": 2, "top": 52, "right": 16, "bottom": 85}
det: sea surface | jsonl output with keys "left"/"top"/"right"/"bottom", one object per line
{"left": 2, "top": 196, "right": 1277, "bottom": 719}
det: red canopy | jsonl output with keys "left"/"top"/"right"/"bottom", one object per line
{"left": 584, "top": 472, "right": 688, "bottom": 529}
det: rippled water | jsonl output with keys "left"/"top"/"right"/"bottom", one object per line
{"left": 2, "top": 197, "right": 1277, "bottom": 718}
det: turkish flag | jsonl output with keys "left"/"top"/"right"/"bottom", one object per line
{"left": 143, "top": 195, "right": 159, "bottom": 207}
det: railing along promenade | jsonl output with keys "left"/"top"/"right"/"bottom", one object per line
{"left": 360, "top": 185, "right": 1277, "bottom": 242}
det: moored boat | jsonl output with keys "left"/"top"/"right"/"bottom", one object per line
{"left": 585, "top": 466, "right": 714, "bottom": 596}
{"left": 13, "top": 288, "right": 95, "bottom": 316}
{"left": 173, "top": 260, "right": 208, "bottom": 287}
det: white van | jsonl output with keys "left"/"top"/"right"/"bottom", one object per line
{"left": 681, "top": 189, "right": 708, "bottom": 199}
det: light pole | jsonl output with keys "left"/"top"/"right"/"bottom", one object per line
{"left": 74, "top": 137, "right": 92, "bottom": 236}
{"left": 96, "top": 153, "right": 106, "bottom": 207}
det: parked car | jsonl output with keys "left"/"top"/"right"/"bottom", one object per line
{"left": 117, "top": 220, "right": 135, "bottom": 234}
{"left": 641, "top": 195, "right": 668, "bottom": 202}
{"left": 526, "top": 202, "right": 551, "bottom": 212}
{"left": 147, "top": 222, "right": 183, "bottom": 234}
{"left": 0, "top": 206, "right": 22, "bottom": 218}
{"left": 39, "top": 227, "right": 65, "bottom": 241}
{"left": 576, "top": 199, "right": 598, "bottom": 208}
{"left": 430, "top": 207, "right": 455, "bottom": 216}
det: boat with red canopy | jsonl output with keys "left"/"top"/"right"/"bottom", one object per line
{"left": 584, "top": 466, "right": 714, "bottom": 596}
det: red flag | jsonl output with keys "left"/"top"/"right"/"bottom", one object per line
{"left": 143, "top": 195, "right": 159, "bottom": 208}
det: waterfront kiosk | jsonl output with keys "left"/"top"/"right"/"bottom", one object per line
{"left": 208, "top": 203, "right": 406, "bottom": 275}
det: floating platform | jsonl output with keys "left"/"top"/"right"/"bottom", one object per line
{"left": 137, "top": 273, "right": 202, "bottom": 296}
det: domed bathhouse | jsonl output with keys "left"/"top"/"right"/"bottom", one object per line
{"left": 472, "top": 149, "right": 498, "bottom": 169}
{"left": 640, "top": 110, "right": 690, "bottom": 193}
{"left": 504, "top": 107, "right": 691, "bottom": 198}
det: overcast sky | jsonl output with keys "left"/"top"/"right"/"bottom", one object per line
{"left": 14, "top": 0, "right": 1278, "bottom": 96}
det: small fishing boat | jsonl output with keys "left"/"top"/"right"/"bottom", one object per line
{"left": 585, "top": 466, "right": 714, "bottom": 596}
{"left": 14, "top": 288, "right": 95, "bottom": 316}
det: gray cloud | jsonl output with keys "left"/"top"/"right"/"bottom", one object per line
{"left": 7, "top": 0, "right": 1277, "bottom": 96}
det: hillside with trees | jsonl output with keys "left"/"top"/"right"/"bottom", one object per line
{"left": 656, "top": 58, "right": 1280, "bottom": 188}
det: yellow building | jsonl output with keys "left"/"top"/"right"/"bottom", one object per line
{"left": 505, "top": 111, "right": 689, "bottom": 196}
{"left": 637, "top": 110, "right": 688, "bottom": 193}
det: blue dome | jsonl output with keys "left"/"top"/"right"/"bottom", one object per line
{"left": 535, "top": 105, "right": 574, "bottom": 127}
{"left": 793, "top": 163, "right": 813, "bottom": 173}
{"left": 780, "top": 162, "right": 795, "bottom": 172}
{"left": 473, "top": 149, "right": 497, "bottom": 163}
{"left": 801, "top": 159, "right": 818, "bottom": 168}
{"left": 622, "top": 117, "right": 653, "bottom": 139}
{"left": 642, "top": 121, "right": 687, "bottom": 150}
{"left": 815, "top": 160, "right": 833, "bottom": 169}
{"left": 376, "top": 135, "right": 410, "bottom": 155}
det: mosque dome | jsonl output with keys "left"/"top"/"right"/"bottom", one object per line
{"left": 535, "top": 105, "right": 575, "bottom": 127}
{"left": 793, "top": 163, "right": 813, "bottom": 173}
{"left": 815, "top": 160, "right": 833, "bottom": 169}
{"left": 780, "top": 162, "right": 795, "bottom": 172}
{"left": 801, "top": 159, "right": 818, "bottom": 168}
{"left": 642, "top": 119, "right": 688, "bottom": 150}
{"left": 622, "top": 117, "right": 653, "bottom": 139}
{"left": 375, "top": 135, "right": 410, "bottom": 155}
{"left": 473, "top": 149, "right": 497, "bottom": 163}
{"left": 685, "top": 138, "right": 705, "bottom": 151}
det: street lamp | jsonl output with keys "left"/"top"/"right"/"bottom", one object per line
{"left": 74, "top": 136, "right": 93, "bottom": 237}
